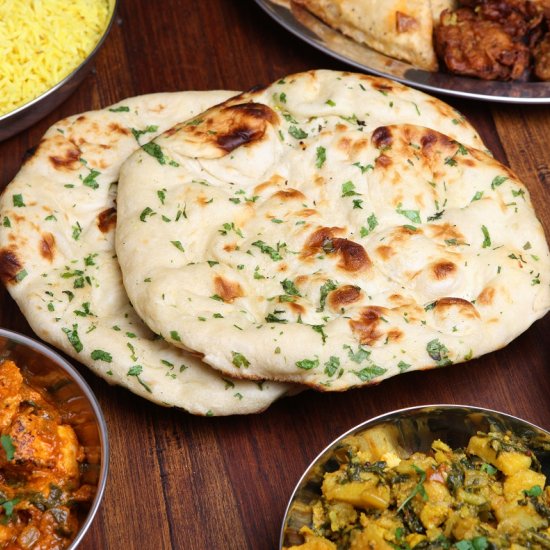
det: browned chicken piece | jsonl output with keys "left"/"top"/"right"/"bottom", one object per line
{"left": 460, "top": 0, "right": 543, "bottom": 39}
{"left": 0, "top": 360, "right": 23, "bottom": 432}
{"left": 534, "top": 32, "right": 550, "bottom": 77}
{"left": 435, "top": 8, "right": 531, "bottom": 79}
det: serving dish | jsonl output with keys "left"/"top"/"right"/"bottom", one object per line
{"left": 0, "top": 328, "right": 109, "bottom": 549}
{"left": 280, "top": 404, "right": 550, "bottom": 548}
{"left": 0, "top": 0, "right": 117, "bottom": 143}
{"left": 255, "top": 0, "right": 550, "bottom": 104}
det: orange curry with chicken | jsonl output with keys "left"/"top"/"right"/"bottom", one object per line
{"left": 0, "top": 360, "right": 94, "bottom": 549}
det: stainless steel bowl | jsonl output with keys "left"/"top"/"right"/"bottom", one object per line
{"left": 280, "top": 404, "right": 550, "bottom": 549}
{"left": 0, "top": 0, "right": 117, "bottom": 143}
{"left": 0, "top": 328, "right": 109, "bottom": 549}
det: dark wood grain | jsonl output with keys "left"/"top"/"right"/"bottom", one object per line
{"left": 1, "top": 1, "right": 549, "bottom": 549}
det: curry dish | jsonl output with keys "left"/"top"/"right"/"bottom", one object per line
{"left": 0, "top": 360, "right": 94, "bottom": 549}
{"left": 285, "top": 425, "right": 550, "bottom": 549}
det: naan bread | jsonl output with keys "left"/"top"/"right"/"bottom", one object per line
{"left": 0, "top": 91, "right": 293, "bottom": 415}
{"left": 115, "top": 70, "right": 549, "bottom": 391}
{"left": 292, "top": 0, "right": 456, "bottom": 70}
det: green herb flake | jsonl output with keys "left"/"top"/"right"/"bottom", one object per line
{"left": 524, "top": 485, "right": 543, "bottom": 497}
{"left": 14, "top": 269, "right": 28, "bottom": 282}
{"left": 127, "top": 365, "right": 152, "bottom": 393}
{"left": 396, "top": 203, "right": 421, "bottom": 224}
{"left": 315, "top": 146, "right": 327, "bottom": 168}
{"left": 353, "top": 365, "right": 387, "bottom": 381}
{"left": 13, "top": 194, "right": 25, "bottom": 207}
{"left": 480, "top": 463, "right": 497, "bottom": 475}
{"left": 491, "top": 175, "right": 508, "bottom": 190}
{"left": 81, "top": 169, "right": 101, "bottom": 189}
{"left": 170, "top": 330, "right": 181, "bottom": 342}
{"left": 471, "top": 191, "right": 484, "bottom": 202}
{"left": 324, "top": 356, "right": 340, "bottom": 377}
{"left": 344, "top": 344, "right": 371, "bottom": 364}
{"left": 231, "top": 351, "right": 250, "bottom": 369}
{"left": 325, "top": 99, "right": 336, "bottom": 106}
{"left": 108, "top": 105, "right": 130, "bottom": 112}
{"left": 360, "top": 213, "right": 378, "bottom": 237}
{"left": 397, "top": 360, "right": 411, "bottom": 373}
{"left": 426, "top": 338, "right": 452, "bottom": 366}
{"left": 341, "top": 180, "right": 359, "bottom": 197}
{"left": 171, "top": 240, "right": 185, "bottom": 253}
{"left": 317, "top": 280, "right": 337, "bottom": 312}
{"left": 296, "top": 358, "right": 320, "bottom": 370}
{"left": 142, "top": 142, "right": 166, "bottom": 164}
{"left": 3, "top": 216, "right": 11, "bottom": 227}
{"left": 91, "top": 349, "right": 113, "bottom": 363}
{"left": 140, "top": 207, "right": 156, "bottom": 222}
{"left": 396, "top": 464, "right": 428, "bottom": 513}
{"left": 1, "top": 434, "right": 15, "bottom": 461}
{"left": 353, "top": 162, "right": 374, "bottom": 174}
{"left": 481, "top": 225, "right": 491, "bottom": 248}
{"left": 288, "top": 126, "right": 308, "bottom": 140}
{"left": 62, "top": 324, "right": 83, "bottom": 353}
{"left": 252, "top": 240, "right": 283, "bottom": 261}
{"left": 281, "top": 279, "right": 300, "bottom": 296}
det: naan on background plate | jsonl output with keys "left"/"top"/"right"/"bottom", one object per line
{"left": 292, "top": 0, "right": 457, "bottom": 70}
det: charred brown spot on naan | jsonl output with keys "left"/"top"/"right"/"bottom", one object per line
{"left": 434, "top": 297, "right": 480, "bottom": 319}
{"left": 328, "top": 285, "right": 362, "bottom": 311}
{"left": 375, "top": 154, "right": 392, "bottom": 168}
{"left": 288, "top": 301, "right": 306, "bottom": 315}
{"left": 301, "top": 228, "right": 371, "bottom": 272}
{"left": 0, "top": 248, "right": 24, "bottom": 285}
{"left": 49, "top": 142, "right": 81, "bottom": 171}
{"left": 425, "top": 223, "right": 465, "bottom": 242}
{"left": 272, "top": 189, "right": 306, "bottom": 201}
{"left": 213, "top": 276, "right": 244, "bottom": 303}
{"left": 39, "top": 233, "right": 56, "bottom": 262}
{"left": 477, "top": 286, "right": 496, "bottom": 306}
{"left": 97, "top": 207, "right": 117, "bottom": 233}
{"left": 431, "top": 261, "right": 457, "bottom": 281}
{"left": 108, "top": 122, "right": 131, "bottom": 137}
{"left": 372, "top": 126, "right": 393, "bottom": 149}
{"left": 182, "top": 102, "right": 278, "bottom": 154}
{"left": 376, "top": 245, "right": 395, "bottom": 261}
{"left": 349, "top": 306, "right": 397, "bottom": 346}
{"left": 396, "top": 11, "right": 419, "bottom": 32}
{"left": 331, "top": 239, "right": 372, "bottom": 273}
{"left": 301, "top": 227, "right": 343, "bottom": 258}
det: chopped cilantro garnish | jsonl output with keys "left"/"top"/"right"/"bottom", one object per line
{"left": 91, "top": 350, "right": 112, "bottom": 362}
{"left": 231, "top": 352, "right": 250, "bottom": 368}
{"left": 288, "top": 126, "right": 308, "bottom": 140}
{"left": 316, "top": 146, "right": 327, "bottom": 168}
{"left": 481, "top": 225, "right": 491, "bottom": 248}
{"left": 491, "top": 175, "right": 508, "bottom": 190}
{"left": 1, "top": 434, "right": 15, "bottom": 461}
{"left": 426, "top": 338, "right": 452, "bottom": 366}
{"left": 62, "top": 324, "right": 83, "bottom": 353}
{"left": 252, "top": 240, "right": 283, "bottom": 261}
{"left": 295, "top": 358, "right": 319, "bottom": 370}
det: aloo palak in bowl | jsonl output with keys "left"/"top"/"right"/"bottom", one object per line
{"left": 281, "top": 406, "right": 550, "bottom": 550}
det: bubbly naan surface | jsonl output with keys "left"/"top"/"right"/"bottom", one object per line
{"left": 114, "top": 70, "right": 550, "bottom": 390}
{"left": 0, "top": 91, "right": 293, "bottom": 415}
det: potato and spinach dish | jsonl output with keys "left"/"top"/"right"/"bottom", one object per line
{"left": 285, "top": 425, "right": 550, "bottom": 549}
{"left": 0, "top": 360, "right": 94, "bottom": 549}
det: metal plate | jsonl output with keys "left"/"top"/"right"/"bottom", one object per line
{"left": 255, "top": 0, "right": 550, "bottom": 104}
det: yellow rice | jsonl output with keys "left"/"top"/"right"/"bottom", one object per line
{"left": 0, "top": 0, "right": 110, "bottom": 117}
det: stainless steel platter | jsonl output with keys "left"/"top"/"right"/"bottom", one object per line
{"left": 255, "top": 0, "right": 550, "bottom": 104}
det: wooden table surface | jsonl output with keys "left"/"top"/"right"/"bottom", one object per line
{"left": 1, "top": 1, "right": 549, "bottom": 548}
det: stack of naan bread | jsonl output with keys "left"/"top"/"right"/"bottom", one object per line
{"left": 1, "top": 70, "right": 548, "bottom": 415}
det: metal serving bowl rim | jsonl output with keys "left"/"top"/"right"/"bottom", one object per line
{"left": 0, "top": 0, "right": 118, "bottom": 125}
{"left": 0, "top": 327, "right": 109, "bottom": 549}
{"left": 279, "top": 404, "right": 550, "bottom": 549}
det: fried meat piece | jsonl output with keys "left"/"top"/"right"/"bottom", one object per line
{"left": 534, "top": 32, "right": 550, "bottom": 78}
{"left": 460, "top": 0, "right": 543, "bottom": 38}
{"left": 435, "top": 8, "right": 531, "bottom": 79}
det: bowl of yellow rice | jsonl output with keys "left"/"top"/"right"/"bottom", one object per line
{"left": 0, "top": 0, "right": 117, "bottom": 142}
